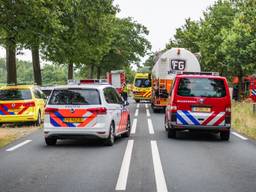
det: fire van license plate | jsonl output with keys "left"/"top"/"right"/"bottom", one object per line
{"left": 64, "top": 118, "right": 84, "bottom": 123}
{"left": 192, "top": 107, "right": 211, "bottom": 113}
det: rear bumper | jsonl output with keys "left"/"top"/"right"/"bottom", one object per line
{"left": 0, "top": 115, "right": 37, "bottom": 123}
{"left": 170, "top": 123, "right": 230, "bottom": 132}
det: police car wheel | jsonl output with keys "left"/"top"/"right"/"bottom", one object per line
{"left": 168, "top": 129, "right": 176, "bottom": 138}
{"left": 45, "top": 138, "right": 57, "bottom": 146}
{"left": 123, "top": 118, "right": 131, "bottom": 138}
{"left": 220, "top": 131, "right": 230, "bottom": 141}
{"left": 105, "top": 123, "right": 115, "bottom": 146}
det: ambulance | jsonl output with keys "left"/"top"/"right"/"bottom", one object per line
{"left": 151, "top": 48, "right": 201, "bottom": 112}
{"left": 132, "top": 71, "right": 152, "bottom": 103}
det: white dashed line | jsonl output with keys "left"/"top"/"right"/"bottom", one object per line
{"left": 136, "top": 104, "right": 140, "bottom": 108}
{"left": 134, "top": 109, "right": 139, "bottom": 117}
{"left": 115, "top": 140, "right": 134, "bottom": 191}
{"left": 231, "top": 132, "right": 248, "bottom": 140}
{"left": 146, "top": 109, "right": 150, "bottom": 117}
{"left": 131, "top": 118, "right": 137, "bottom": 134}
{"left": 147, "top": 118, "right": 154, "bottom": 134}
{"left": 6, "top": 140, "right": 32, "bottom": 152}
{"left": 151, "top": 140, "right": 168, "bottom": 192}
{"left": 145, "top": 104, "right": 148, "bottom": 109}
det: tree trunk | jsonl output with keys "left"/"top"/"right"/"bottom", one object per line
{"left": 89, "top": 65, "right": 94, "bottom": 79}
{"left": 68, "top": 63, "right": 74, "bottom": 80}
{"left": 6, "top": 40, "right": 17, "bottom": 84}
{"left": 31, "top": 45, "right": 42, "bottom": 85}
{"left": 96, "top": 66, "right": 101, "bottom": 79}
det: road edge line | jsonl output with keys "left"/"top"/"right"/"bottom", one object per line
{"left": 6, "top": 140, "right": 32, "bottom": 152}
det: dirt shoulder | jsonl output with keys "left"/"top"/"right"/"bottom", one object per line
{"left": 0, "top": 126, "right": 39, "bottom": 148}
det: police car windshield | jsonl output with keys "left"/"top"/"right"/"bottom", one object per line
{"left": 135, "top": 79, "right": 151, "bottom": 88}
{"left": 177, "top": 78, "right": 226, "bottom": 98}
{"left": 0, "top": 89, "right": 32, "bottom": 101}
{"left": 49, "top": 89, "right": 101, "bottom": 105}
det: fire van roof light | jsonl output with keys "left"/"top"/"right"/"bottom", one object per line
{"left": 177, "top": 48, "right": 181, "bottom": 55}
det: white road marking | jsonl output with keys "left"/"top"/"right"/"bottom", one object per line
{"left": 146, "top": 109, "right": 151, "bottom": 117}
{"left": 151, "top": 140, "right": 168, "bottom": 192}
{"left": 145, "top": 104, "right": 148, "bottom": 109}
{"left": 136, "top": 104, "right": 140, "bottom": 108}
{"left": 6, "top": 140, "right": 32, "bottom": 152}
{"left": 115, "top": 140, "right": 134, "bottom": 191}
{"left": 232, "top": 132, "right": 248, "bottom": 140}
{"left": 147, "top": 118, "right": 154, "bottom": 134}
{"left": 131, "top": 118, "right": 137, "bottom": 134}
{"left": 134, "top": 109, "right": 139, "bottom": 117}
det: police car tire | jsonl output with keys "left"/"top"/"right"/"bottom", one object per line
{"left": 45, "top": 138, "right": 57, "bottom": 146}
{"left": 220, "top": 131, "right": 230, "bottom": 141}
{"left": 105, "top": 123, "right": 115, "bottom": 146}
{"left": 123, "top": 118, "right": 131, "bottom": 138}
{"left": 135, "top": 100, "right": 140, "bottom": 103}
{"left": 168, "top": 129, "right": 176, "bottom": 138}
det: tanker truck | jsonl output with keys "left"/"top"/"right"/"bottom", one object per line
{"left": 151, "top": 48, "right": 201, "bottom": 112}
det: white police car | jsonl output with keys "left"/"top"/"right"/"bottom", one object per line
{"left": 43, "top": 84, "right": 130, "bottom": 146}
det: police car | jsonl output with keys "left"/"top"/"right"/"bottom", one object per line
{"left": 43, "top": 83, "right": 130, "bottom": 146}
{"left": 0, "top": 85, "right": 46, "bottom": 126}
{"left": 165, "top": 72, "right": 231, "bottom": 140}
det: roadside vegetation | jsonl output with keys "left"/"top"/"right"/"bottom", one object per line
{"left": 232, "top": 101, "right": 256, "bottom": 139}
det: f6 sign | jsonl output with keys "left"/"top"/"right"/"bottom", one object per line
{"left": 170, "top": 60, "right": 186, "bottom": 71}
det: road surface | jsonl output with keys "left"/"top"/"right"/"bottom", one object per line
{"left": 1, "top": 99, "right": 256, "bottom": 192}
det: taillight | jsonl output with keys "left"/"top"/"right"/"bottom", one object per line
{"left": 23, "top": 101, "right": 35, "bottom": 107}
{"left": 225, "top": 107, "right": 231, "bottom": 125}
{"left": 87, "top": 107, "right": 107, "bottom": 115}
{"left": 45, "top": 107, "right": 58, "bottom": 114}
{"left": 226, "top": 107, "right": 231, "bottom": 113}
{"left": 170, "top": 106, "right": 177, "bottom": 111}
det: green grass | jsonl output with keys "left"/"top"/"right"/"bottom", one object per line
{"left": 232, "top": 101, "right": 256, "bottom": 139}
{"left": 0, "top": 135, "right": 17, "bottom": 148}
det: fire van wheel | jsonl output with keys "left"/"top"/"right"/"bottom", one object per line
{"left": 122, "top": 118, "right": 131, "bottom": 138}
{"left": 220, "top": 131, "right": 230, "bottom": 141}
{"left": 168, "top": 129, "right": 176, "bottom": 138}
{"left": 35, "top": 111, "right": 42, "bottom": 126}
{"left": 45, "top": 138, "right": 57, "bottom": 146}
{"left": 105, "top": 123, "right": 115, "bottom": 146}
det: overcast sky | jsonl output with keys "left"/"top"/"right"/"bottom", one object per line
{"left": 0, "top": 0, "right": 216, "bottom": 61}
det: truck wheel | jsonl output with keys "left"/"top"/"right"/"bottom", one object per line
{"left": 45, "top": 138, "right": 57, "bottom": 146}
{"left": 105, "top": 123, "right": 115, "bottom": 146}
{"left": 168, "top": 129, "right": 176, "bottom": 138}
{"left": 122, "top": 118, "right": 131, "bottom": 138}
{"left": 220, "top": 131, "right": 230, "bottom": 141}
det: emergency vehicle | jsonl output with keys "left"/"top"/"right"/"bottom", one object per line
{"left": 43, "top": 83, "right": 130, "bottom": 146}
{"left": 151, "top": 48, "right": 201, "bottom": 112}
{"left": 165, "top": 72, "right": 231, "bottom": 140}
{"left": 132, "top": 71, "right": 152, "bottom": 103}
{"left": 0, "top": 85, "right": 46, "bottom": 125}
{"left": 107, "top": 70, "right": 126, "bottom": 94}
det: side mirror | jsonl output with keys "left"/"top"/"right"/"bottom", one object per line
{"left": 123, "top": 101, "right": 129, "bottom": 106}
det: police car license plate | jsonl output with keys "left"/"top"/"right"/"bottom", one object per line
{"left": 192, "top": 107, "right": 211, "bottom": 113}
{"left": 64, "top": 118, "right": 84, "bottom": 123}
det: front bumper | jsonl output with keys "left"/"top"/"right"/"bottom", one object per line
{"left": 170, "top": 123, "right": 231, "bottom": 132}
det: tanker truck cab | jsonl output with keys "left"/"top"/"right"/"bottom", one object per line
{"left": 133, "top": 73, "right": 152, "bottom": 103}
{"left": 165, "top": 72, "right": 231, "bottom": 140}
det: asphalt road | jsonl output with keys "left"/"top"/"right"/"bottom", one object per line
{"left": 1, "top": 99, "right": 256, "bottom": 192}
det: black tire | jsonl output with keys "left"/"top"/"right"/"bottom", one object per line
{"left": 45, "top": 138, "right": 57, "bottom": 146}
{"left": 220, "top": 131, "right": 230, "bottom": 141}
{"left": 168, "top": 129, "right": 176, "bottom": 138}
{"left": 105, "top": 123, "right": 115, "bottom": 146}
{"left": 122, "top": 117, "right": 131, "bottom": 138}
{"left": 164, "top": 116, "right": 168, "bottom": 131}
{"left": 35, "top": 111, "right": 42, "bottom": 126}
{"left": 135, "top": 100, "right": 140, "bottom": 103}
{"left": 0, "top": 123, "right": 2, "bottom": 127}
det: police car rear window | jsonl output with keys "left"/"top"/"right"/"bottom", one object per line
{"left": 177, "top": 78, "right": 226, "bottom": 98}
{"left": 0, "top": 89, "right": 32, "bottom": 101}
{"left": 49, "top": 89, "right": 101, "bottom": 105}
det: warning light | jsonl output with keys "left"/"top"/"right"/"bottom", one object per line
{"left": 177, "top": 48, "right": 181, "bottom": 55}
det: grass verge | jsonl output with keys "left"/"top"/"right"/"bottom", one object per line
{"left": 232, "top": 101, "right": 256, "bottom": 140}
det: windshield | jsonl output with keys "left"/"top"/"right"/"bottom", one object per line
{"left": 49, "top": 89, "right": 101, "bottom": 105}
{"left": 134, "top": 78, "right": 151, "bottom": 88}
{"left": 0, "top": 89, "right": 32, "bottom": 101}
{"left": 177, "top": 78, "right": 226, "bottom": 98}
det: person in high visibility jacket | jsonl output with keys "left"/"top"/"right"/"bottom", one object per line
{"left": 121, "top": 83, "right": 128, "bottom": 101}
